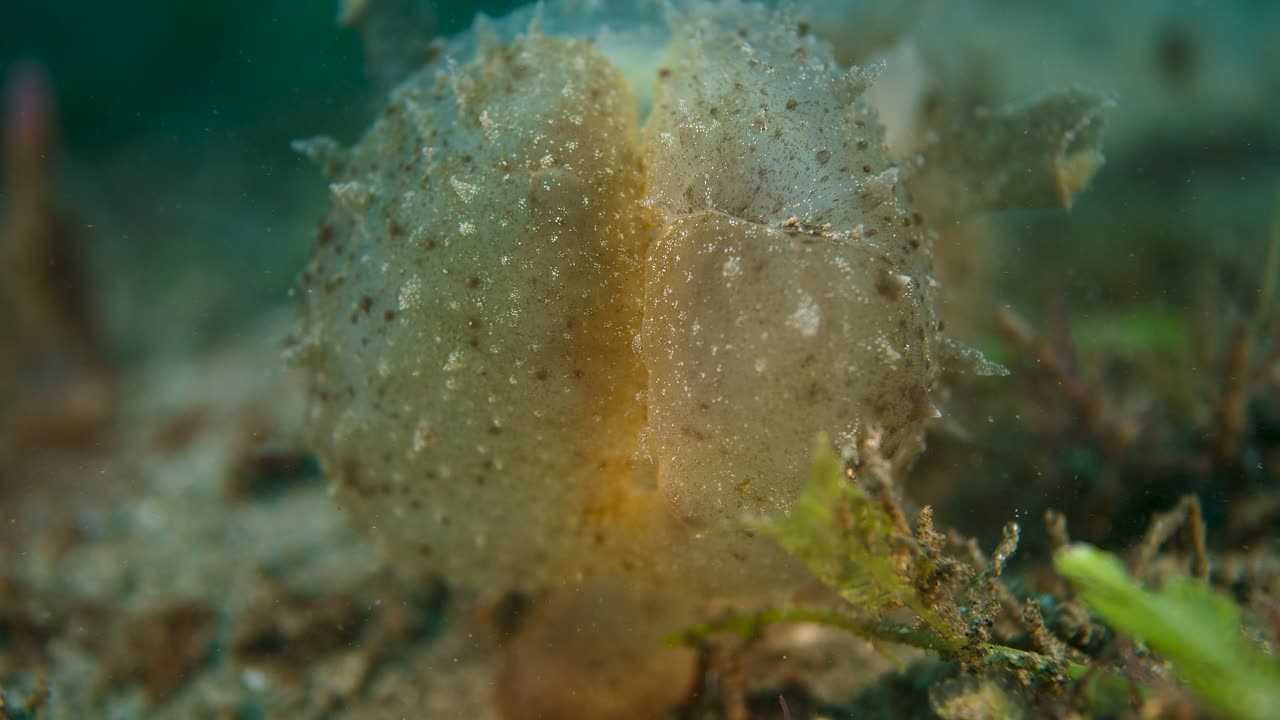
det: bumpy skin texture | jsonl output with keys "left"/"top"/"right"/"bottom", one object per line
{"left": 642, "top": 4, "right": 938, "bottom": 529}
{"left": 298, "top": 6, "right": 944, "bottom": 718}
{"left": 296, "top": 34, "right": 659, "bottom": 591}
{"left": 298, "top": 0, "right": 938, "bottom": 604}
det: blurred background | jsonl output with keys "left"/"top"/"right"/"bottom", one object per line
{"left": 1, "top": 0, "right": 1277, "bottom": 361}
{"left": 1, "top": 2, "right": 1278, "bottom": 717}
{"left": 3, "top": 0, "right": 1279, "bottom": 558}
{"left": 0, "top": 0, "right": 531, "bottom": 362}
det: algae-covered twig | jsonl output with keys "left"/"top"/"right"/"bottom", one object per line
{"left": 0, "top": 679, "right": 50, "bottom": 720}
{"left": 676, "top": 435, "right": 1087, "bottom": 683}
{"left": 677, "top": 605, "right": 1082, "bottom": 680}
{"left": 996, "top": 305, "right": 1140, "bottom": 457}
{"left": 1130, "top": 494, "right": 1209, "bottom": 584}
{"left": 1021, "top": 598, "right": 1070, "bottom": 663}
{"left": 1213, "top": 190, "right": 1280, "bottom": 464}
{"left": 1044, "top": 509, "right": 1072, "bottom": 555}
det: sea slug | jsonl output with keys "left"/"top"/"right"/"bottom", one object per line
{"left": 291, "top": 2, "right": 1107, "bottom": 716}
{"left": 296, "top": 0, "right": 939, "bottom": 594}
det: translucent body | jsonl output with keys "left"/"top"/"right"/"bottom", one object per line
{"left": 296, "top": 35, "right": 659, "bottom": 591}
{"left": 296, "top": 7, "right": 946, "bottom": 717}
{"left": 641, "top": 3, "right": 938, "bottom": 530}
{"left": 298, "top": 0, "right": 938, "bottom": 603}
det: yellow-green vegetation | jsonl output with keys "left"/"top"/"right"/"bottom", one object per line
{"left": 1056, "top": 545, "right": 1280, "bottom": 720}
{"left": 678, "top": 436, "right": 1087, "bottom": 681}
{"left": 679, "top": 432, "right": 1280, "bottom": 718}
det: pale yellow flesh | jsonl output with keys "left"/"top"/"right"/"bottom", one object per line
{"left": 298, "top": 11, "right": 941, "bottom": 714}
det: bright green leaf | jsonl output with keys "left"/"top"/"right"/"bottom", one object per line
{"left": 1055, "top": 544, "right": 1280, "bottom": 720}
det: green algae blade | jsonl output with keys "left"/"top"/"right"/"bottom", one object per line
{"left": 758, "top": 435, "right": 918, "bottom": 613}
{"left": 1056, "top": 544, "right": 1280, "bottom": 720}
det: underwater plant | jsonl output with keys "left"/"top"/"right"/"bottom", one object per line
{"left": 678, "top": 436, "right": 1086, "bottom": 680}
{"left": 1056, "top": 544, "right": 1280, "bottom": 720}
{"left": 680, "top": 438, "right": 1280, "bottom": 718}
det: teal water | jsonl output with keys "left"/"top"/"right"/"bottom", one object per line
{"left": 1, "top": 2, "right": 1278, "bottom": 718}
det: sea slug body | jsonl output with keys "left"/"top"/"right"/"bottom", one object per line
{"left": 291, "top": 2, "right": 1087, "bottom": 716}
{"left": 297, "top": 0, "right": 939, "bottom": 596}
{"left": 290, "top": 4, "right": 1111, "bottom": 712}
{"left": 640, "top": 2, "right": 937, "bottom": 532}
{"left": 296, "top": 31, "right": 654, "bottom": 591}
